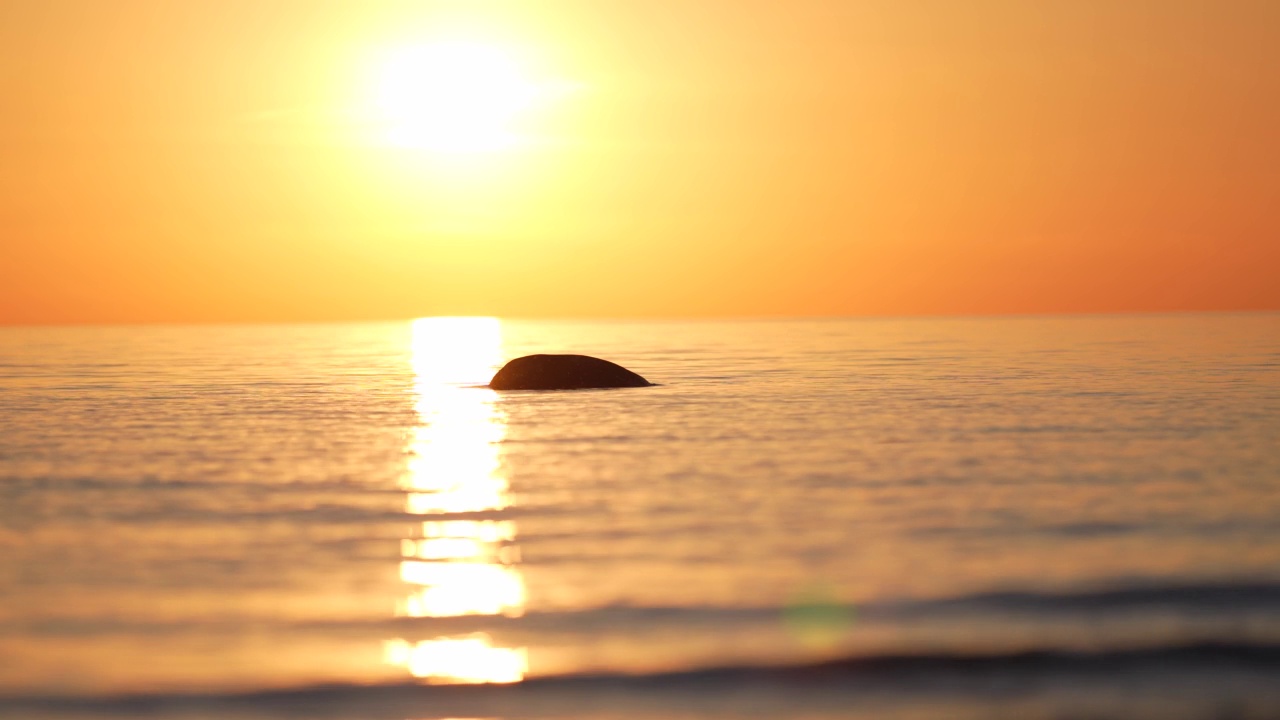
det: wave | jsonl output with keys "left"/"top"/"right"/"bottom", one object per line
{"left": 10, "top": 580, "right": 1280, "bottom": 639}
{"left": 5, "top": 642, "right": 1280, "bottom": 719}
{"left": 881, "top": 579, "right": 1280, "bottom": 616}
{"left": 381, "top": 579, "right": 1280, "bottom": 629}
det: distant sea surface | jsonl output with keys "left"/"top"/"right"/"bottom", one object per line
{"left": 1, "top": 314, "right": 1279, "bottom": 720}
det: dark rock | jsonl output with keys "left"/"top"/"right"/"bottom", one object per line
{"left": 489, "top": 354, "right": 652, "bottom": 390}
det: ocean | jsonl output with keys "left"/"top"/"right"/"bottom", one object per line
{"left": 1, "top": 314, "right": 1278, "bottom": 719}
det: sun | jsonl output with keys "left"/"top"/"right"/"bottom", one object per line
{"left": 375, "top": 42, "right": 545, "bottom": 154}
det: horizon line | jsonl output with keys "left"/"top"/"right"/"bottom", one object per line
{"left": 2, "top": 307, "right": 1277, "bottom": 330}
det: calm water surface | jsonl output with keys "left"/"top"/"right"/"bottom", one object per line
{"left": 1, "top": 314, "right": 1278, "bottom": 719}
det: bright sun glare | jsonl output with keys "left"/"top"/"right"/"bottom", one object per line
{"left": 376, "top": 42, "right": 546, "bottom": 153}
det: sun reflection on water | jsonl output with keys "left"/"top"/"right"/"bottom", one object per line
{"left": 384, "top": 636, "right": 527, "bottom": 685}
{"left": 385, "top": 317, "right": 526, "bottom": 684}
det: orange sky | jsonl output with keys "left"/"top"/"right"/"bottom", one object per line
{"left": 2, "top": 0, "right": 1277, "bottom": 324}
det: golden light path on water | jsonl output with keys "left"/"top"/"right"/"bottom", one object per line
{"left": 383, "top": 317, "right": 527, "bottom": 684}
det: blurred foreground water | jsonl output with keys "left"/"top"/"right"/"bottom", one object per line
{"left": 1, "top": 314, "right": 1279, "bottom": 719}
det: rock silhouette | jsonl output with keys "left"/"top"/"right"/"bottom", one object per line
{"left": 489, "top": 354, "right": 652, "bottom": 390}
